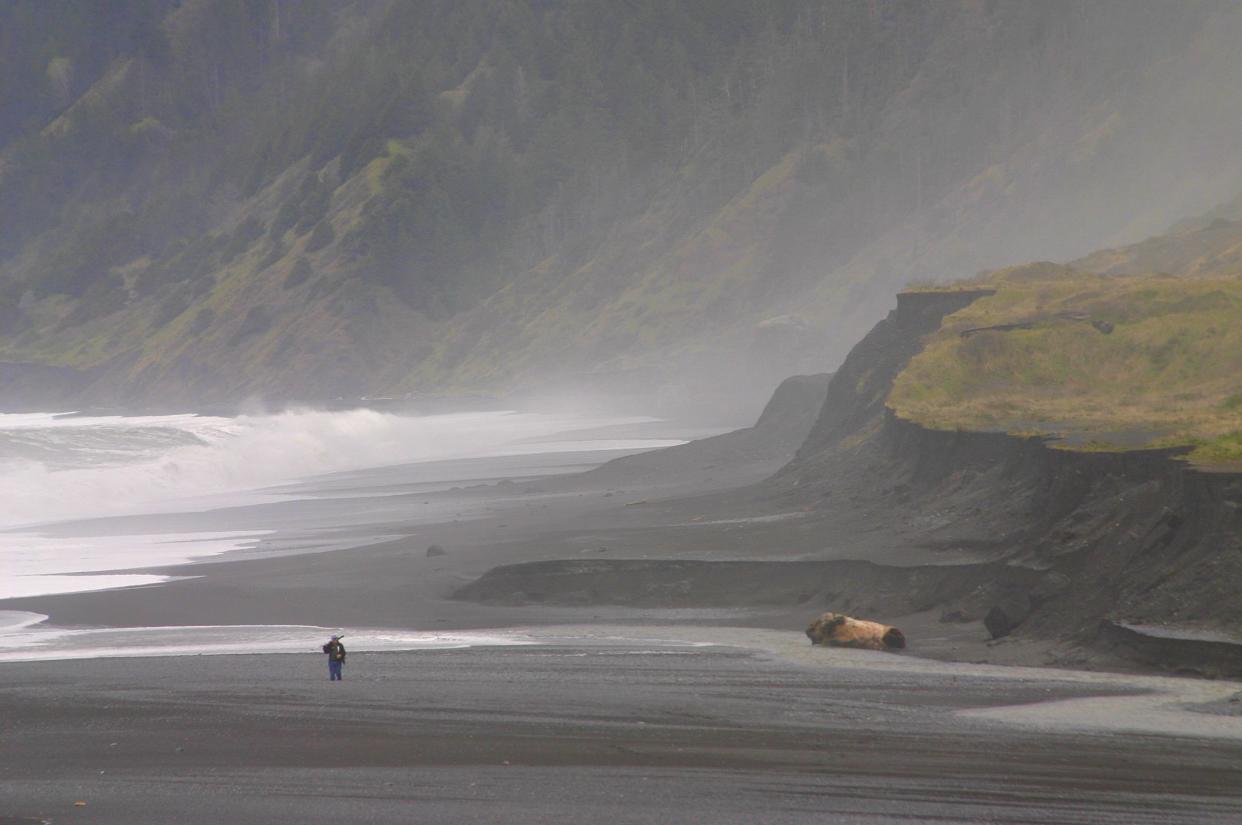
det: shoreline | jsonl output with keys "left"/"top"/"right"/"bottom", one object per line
{"left": 0, "top": 465, "right": 1212, "bottom": 679}
{"left": 7, "top": 619, "right": 1242, "bottom": 736}
{"left": 3, "top": 627, "right": 1242, "bottom": 824}
{"left": 2, "top": 385, "right": 1232, "bottom": 682}
{"left": 5, "top": 421, "right": 1242, "bottom": 822}
{"left": 9, "top": 603, "right": 1242, "bottom": 738}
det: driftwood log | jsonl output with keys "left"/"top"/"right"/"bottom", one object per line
{"left": 806, "top": 612, "right": 906, "bottom": 651}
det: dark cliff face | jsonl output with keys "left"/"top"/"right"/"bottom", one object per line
{"left": 875, "top": 417, "right": 1242, "bottom": 634}
{"left": 785, "top": 290, "right": 993, "bottom": 472}
{"left": 558, "top": 373, "right": 831, "bottom": 494}
{"left": 774, "top": 288, "right": 1242, "bottom": 665}
{"left": 747, "top": 373, "right": 833, "bottom": 454}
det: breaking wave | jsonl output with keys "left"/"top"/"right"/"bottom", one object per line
{"left": 0, "top": 408, "right": 661, "bottom": 529}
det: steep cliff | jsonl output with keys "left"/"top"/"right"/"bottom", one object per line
{"left": 449, "top": 284, "right": 1242, "bottom": 673}
{"left": 559, "top": 372, "right": 830, "bottom": 493}
{"left": 776, "top": 289, "right": 1242, "bottom": 673}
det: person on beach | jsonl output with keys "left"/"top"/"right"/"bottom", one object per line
{"left": 322, "top": 635, "right": 346, "bottom": 680}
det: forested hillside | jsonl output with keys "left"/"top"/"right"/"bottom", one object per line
{"left": 3, "top": 0, "right": 1242, "bottom": 411}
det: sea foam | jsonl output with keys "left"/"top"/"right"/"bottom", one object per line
{"left": 0, "top": 408, "right": 681, "bottom": 600}
{"left": 0, "top": 408, "right": 668, "bottom": 529}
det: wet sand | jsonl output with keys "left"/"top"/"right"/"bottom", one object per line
{"left": 4, "top": 436, "right": 1242, "bottom": 822}
{"left": 2, "top": 630, "right": 1241, "bottom": 824}
{"left": 0, "top": 439, "right": 808, "bottom": 635}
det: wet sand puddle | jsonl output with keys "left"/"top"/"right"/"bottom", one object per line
{"left": 543, "top": 625, "right": 1242, "bottom": 742}
{"left": 4, "top": 614, "right": 1239, "bottom": 743}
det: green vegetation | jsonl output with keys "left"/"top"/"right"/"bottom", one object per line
{"left": 1, "top": 1, "right": 1240, "bottom": 404}
{"left": 890, "top": 257, "right": 1242, "bottom": 466}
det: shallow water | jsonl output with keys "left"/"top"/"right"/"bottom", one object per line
{"left": 5, "top": 611, "right": 1239, "bottom": 745}
{"left": 0, "top": 408, "right": 692, "bottom": 601}
{"left": 0, "top": 612, "right": 712, "bottom": 663}
{"left": 0, "top": 611, "right": 539, "bottom": 662}
{"left": 0, "top": 408, "right": 681, "bottom": 530}
{"left": 582, "top": 624, "right": 1242, "bottom": 741}
{"left": 0, "top": 530, "right": 265, "bottom": 599}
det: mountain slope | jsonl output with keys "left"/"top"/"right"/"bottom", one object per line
{"left": 4, "top": 1, "right": 1242, "bottom": 409}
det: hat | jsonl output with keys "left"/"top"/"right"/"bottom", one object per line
{"left": 331, "top": 635, "right": 340, "bottom": 640}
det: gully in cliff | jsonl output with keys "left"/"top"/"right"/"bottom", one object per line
{"left": 806, "top": 612, "right": 907, "bottom": 651}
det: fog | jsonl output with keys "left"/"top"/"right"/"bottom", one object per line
{"left": 5, "top": 2, "right": 1242, "bottom": 420}
{"left": 0, "top": 408, "right": 680, "bottom": 529}
{"left": 4, "top": 6, "right": 1242, "bottom": 818}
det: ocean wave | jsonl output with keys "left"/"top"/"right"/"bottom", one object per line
{"left": 0, "top": 408, "right": 661, "bottom": 529}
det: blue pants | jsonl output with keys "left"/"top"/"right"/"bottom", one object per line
{"left": 329, "top": 659, "right": 343, "bottom": 680}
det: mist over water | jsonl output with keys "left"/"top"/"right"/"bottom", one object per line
{"left": 0, "top": 407, "right": 688, "bottom": 606}
{"left": 0, "top": 408, "right": 673, "bottom": 529}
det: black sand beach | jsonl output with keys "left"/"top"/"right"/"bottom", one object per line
{"left": 4, "top": 471, "right": 1242, "bottom": 823}
{"left": 3, "top": 395, "right": 1241, "bottom": 823}
{"left": 11, "top": 4, "right": 1242, "bottom": 822}
{"left": 4, "top": 633, "right": 1242, "bottom": 824}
